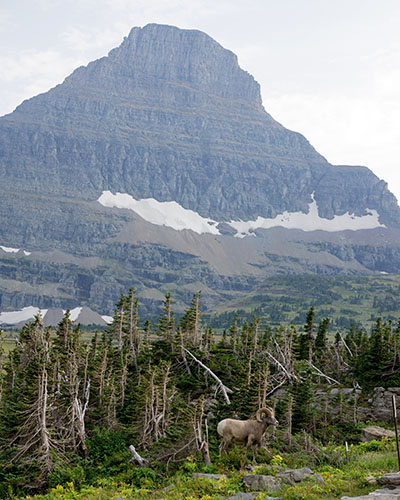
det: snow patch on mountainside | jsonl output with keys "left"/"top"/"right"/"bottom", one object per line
{"left": 102, "top": 315, "right": 114, "bottom": 324}
{"left": 69, "top": 307, "right": 83, "bottom": 321}
{"left": 98, "top": 191, "right": 220, "bottom": 235}
{"left": 98, "top": 191, "right": 385, "bottom": 237}
{"left": 0, "top": 306, "right": 48, "bottom": 325}
{"left": 0, "top": 306, "right": 109, "bottom": 326}
{"left": 0, "top": 245, "right": 31, "bottom": 256}
{"left": 229, "top": 196, "right": 386, "bottom": 238}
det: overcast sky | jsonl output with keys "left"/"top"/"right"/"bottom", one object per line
{"left": 1, "top": 0, "right": 400, "bottom": 201}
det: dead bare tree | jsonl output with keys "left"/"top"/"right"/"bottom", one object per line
{"left": 193, "top": 398, "right": 211, "bottom": 465}
{"left": 126, "top": 288, "right": 140, "bottom": 362}
{"left": 72, "top": 378, "right": 90, "bottom": 457}
{"left": 7, "top": 317, "right": 59, "bottom": 478}
{"left": 141, "top": 363, "right": 175, "bottom": 447}
{"left": 257, "top": 365, "right": 270, "bottom": 408}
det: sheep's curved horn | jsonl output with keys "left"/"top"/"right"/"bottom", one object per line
{"left": 256, "top": 407, "right": 273, "bottom": 422}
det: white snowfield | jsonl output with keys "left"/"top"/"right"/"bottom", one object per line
{"left": 0, "top": 306, "right": 112, "bottom": 326}
{"left": 0, "top": 306, "right": 48, "bottom": 325}
{"left": 98, "top": 190, "right": 220, "bottom": 235}
{"left": 0, "top": 245, "right": 31, "bottom": 256}
{"left": 229, "top": 197, "right": 386, "bottom": 238}
{"left": 68, "top": 307, "right": 83, "bottom": 321}
{"left": 101, "top": 315, "right": 114, "bottom": 324}
{"left": 98, "top": 191, "right": 386, "bottom": 237}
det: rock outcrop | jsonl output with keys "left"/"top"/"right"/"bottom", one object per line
{"left": 368, "top": 388, "right": 400, "bottom": 422}
{"left": 361, "top": 426, "right": 396, "bottom": 442}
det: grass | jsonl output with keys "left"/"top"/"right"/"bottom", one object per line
{"left": 14, "top": 439, "right": 400, "bottom": 500}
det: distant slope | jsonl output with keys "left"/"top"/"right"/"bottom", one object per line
{"left": 204, "top": 274, "right": 400, "bottom": 331}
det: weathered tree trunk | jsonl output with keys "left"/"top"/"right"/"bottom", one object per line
{"left": 193, "top": 401, "right": 211, "bottom": 465}
{"left": 129, "top": 445, "right": 150, "bottom": 467}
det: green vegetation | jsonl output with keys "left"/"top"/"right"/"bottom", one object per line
{"left": 204, "top": 274, "right": 400, "bottom": 331}
{"left": 9, "top": 440, "right": 399, "bottom": 499}
{"left": 1, "top": 289, "right": 400, "bottom": 499}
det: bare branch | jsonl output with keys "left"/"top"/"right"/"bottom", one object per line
{"left": 337, "top": 330, "right": 353, "bottom": 357}
{"left": 307, "top": 361, "right": 340, "bottom": 385}
{"left": 266, "top": 351, "right": 298, "bottom": 381}
{"left": 265, "top": 379, "right": 286, "bottom": 398}
{"left": 182, "top": 348, "right": 232, "bottom": 404}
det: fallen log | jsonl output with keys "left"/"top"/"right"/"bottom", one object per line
{"left": 129, "top": 445, "right": 150, "bottom": 467}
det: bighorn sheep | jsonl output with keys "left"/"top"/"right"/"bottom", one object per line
{"left": 217, "top": 407, "right": 278, "bottom": 460}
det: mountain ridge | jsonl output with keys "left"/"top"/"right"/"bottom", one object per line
{"left": 0, "top": 23, "right": 399, "bottom": 316}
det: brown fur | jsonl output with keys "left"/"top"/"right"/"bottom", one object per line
{"left": 217, "top": 407, "right": 278, "bottom": 460}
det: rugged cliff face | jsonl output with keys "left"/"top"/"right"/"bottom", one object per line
{"left": 0, "top": 23, "right": 399, "bottom": 317}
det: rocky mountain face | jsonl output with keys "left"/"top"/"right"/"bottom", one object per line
{"left": 1, "top": 23, "right": 400, "bottom": 317}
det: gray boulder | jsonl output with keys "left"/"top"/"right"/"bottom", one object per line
{"left": 380, "top": 473, "right": 400, "bottom": 486}
{"left": 225, "top": 494, "right": 280, "bottom": 500}
{"left": 361, "top": 425, "right": 395, "bottom": 442}
{"left": 341, "top": 495, "right": 400, "bottom": 499}
{"left": 192, "top": 473, "right": 228, "bottom": 481}
{"left": 278, "top": 467, "right": 324, "bottom": 485}
{"left": 368, "top": 387, "right": 400, "bottom": 422}
{"left": 242, "top": 474, "right": 281, "bottom": 492}
{"left": 341, "top": 488, "right": 400, "bottom": 499}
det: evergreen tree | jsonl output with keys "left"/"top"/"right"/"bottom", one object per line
{"left": 290, "top": 370, "right": 315, "bottom": 432}
{"left": 361, "top": 318, "right": 392, "bottom": 386}
{"left": 296, "top": 306, "right": 315, "bottom": 361}
{"left": 157, "top": 292, "right": 175, "bottom": 350}
{"left": 179, "top": 292, "right": 201, "bottom": 345}
{"left": 107, "top": 293, "right": 126, "bottom": 349}
{"left": 314, "top": 317, "right": 329, "bottom": 364}
{"left": 229, "top": 312, "right": 239, "bottom": 352}
{"left": 125, "top": 287, "right": 140, "bottom": 357}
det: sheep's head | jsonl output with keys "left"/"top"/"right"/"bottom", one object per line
{"left": 256, "top": 407, "right": 278, "bottom": 426}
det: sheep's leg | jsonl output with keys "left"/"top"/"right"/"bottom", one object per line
{"left": 219, "top": 431, "right": 234, "bottom": 457}
{"left": 252, "top": 443, "right": 258, "bottom": 463}
{"left": 219, "top": 437, "right": 230, "bottom": 457}
{"left": 246, "top": 435, "right": 258, "bottom": 463}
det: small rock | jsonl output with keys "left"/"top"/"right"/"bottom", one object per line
{"left": 160, "top": 484, "right": 174, "bottom": 493}
{"left": 225, "top": 493, "right": 280, "bottom": 500}
{"left": 378, "top": 487, "right": 400, "bottom": 494}
{"left": 361, "top": 425, "right": 395, "bottom": 442}
{"left": 365, "top": 475, "right": 378, "bottom": 485}
{"left": 380, "top": 472, "right": 400, "bottom": 485}
{"left": 278, "top": 467, "right": 315, "bottom": 484}
{"left": 242, "top": 474, "right": 281, "bottom": 492}
{"left": 192, "top": 473, "right": 228, "bottom": 481}
{"left": 341, "top": 489, "right": 400, "bottom": 499}
{"left": 225, "top": 493, "right": 264, "bottom": 500}
{"left": 313, "top": 473, "right": 324, "bottom": 484}
{"left": 341, "top": 496, "right": 382, "bottom": 499}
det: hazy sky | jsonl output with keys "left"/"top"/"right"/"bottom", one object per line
{"left": 1, "top": 0, "right": 400, "bottom": 200}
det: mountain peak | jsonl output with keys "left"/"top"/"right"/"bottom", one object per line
{"left": 57, "top": 23, "right": 263, "bottom": 109}
{"left": 1, "top": 24, "right": 400, "bottom": 316}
